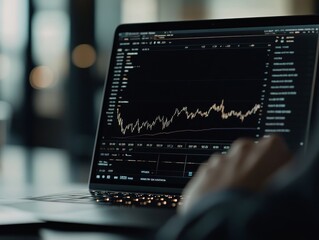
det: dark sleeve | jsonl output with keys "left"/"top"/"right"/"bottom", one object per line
{"left": 156, "top": 190, "right": 256, "bottom": 240}
{"left": 156, "top": 150, "right": 319, "bottom": 240}
{"left": 156, "top": 124, "right": 319, "bottom": 240}
{"left": 156, "top": 185, "right": 318, "bottom": 240}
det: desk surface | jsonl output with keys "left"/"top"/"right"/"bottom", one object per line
{"left": 0, "top": 145, "right": 156, "bottom": 240}
{"left": 0, "top": 145, "right": 89, "bottom": 197}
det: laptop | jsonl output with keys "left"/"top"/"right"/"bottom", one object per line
{"left": 5, "top": 15, "right": 319, "bottom": 230}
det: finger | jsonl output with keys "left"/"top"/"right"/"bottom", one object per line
{"left": 226, "top": 138, "right": 255, "bottom": 170}
{"left": 194, "top": 154, "right": 222, "bottom": 177}
{"left": 207, "top": 154, "right": 222, "bottom": 167}
{"left": 179, "top": 154, "right": 225, "bottom": 214}
{"left": 228, "top": 138, "right": 255, "bottom": 158}
{"left": 240, "top": 135, "right": 292, "bottom": 189}
{"left": 254, "top": 135, "right": 292, "bottom": 167}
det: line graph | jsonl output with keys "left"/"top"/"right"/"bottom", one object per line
{"left": 115, "top": 127, "right": 258, "bottom": 139}
{"left": 116, "top": 100, "right": 261, "bottom": 135}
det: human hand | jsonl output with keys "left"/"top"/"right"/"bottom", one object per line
{"left": 179, "top": 135, "right": 292, "bottom": 214}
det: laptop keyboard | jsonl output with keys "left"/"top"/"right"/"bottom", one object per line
{"left": 29, "top": 191, "right": 183, "bottom": 209}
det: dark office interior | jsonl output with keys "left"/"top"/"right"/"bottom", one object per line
{"left": 0, "top": 0, "right": 319, "bottom": 239}
{"left": 0, "top": 0, "right": 317, "bottom": 184}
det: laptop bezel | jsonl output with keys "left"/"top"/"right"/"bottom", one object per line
{"left": 89, "top": 15, "right": 319, "bottom": 194}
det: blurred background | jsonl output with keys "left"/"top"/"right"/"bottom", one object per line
{"left": 0, "top": 0, "right": 317, "bottom": 192}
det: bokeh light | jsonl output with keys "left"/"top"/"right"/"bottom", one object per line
{"left": 29, "top": 65, "right": 55, "bottom": 89}
{"left": 71, "top": 44, "right": 96, "bottom": 68}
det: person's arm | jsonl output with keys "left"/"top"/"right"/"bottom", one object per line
{"left": 180, "top": 135, "right": 292, "bottom": 214}
{"left": 156, "top": 135, "right": 310, "bottom": 240}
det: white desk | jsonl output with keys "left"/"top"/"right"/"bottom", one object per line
{"left": 0, "top": 145, "right": 152, "bottom": 240}
{"left": 0, "top": 145, "right": 88, "bottom": 198}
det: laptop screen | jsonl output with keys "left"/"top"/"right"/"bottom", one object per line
{"left": 90, "top": 16, "right": 319, "bottom": 193}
